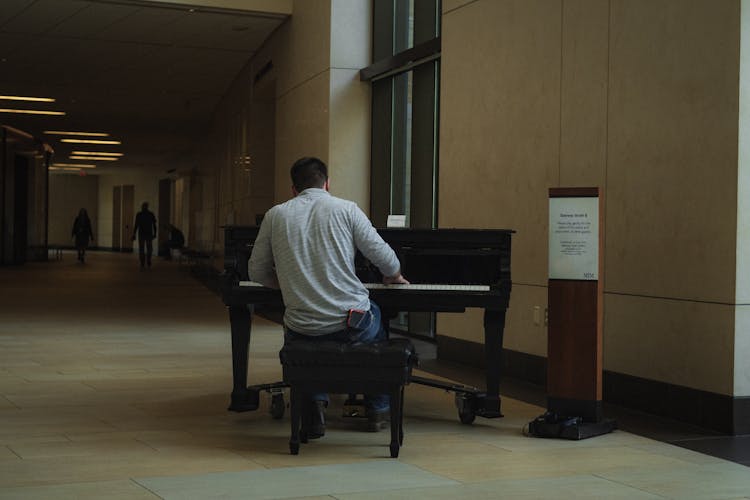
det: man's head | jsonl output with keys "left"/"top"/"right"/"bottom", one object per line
{"left": 290, "top": 157, "right": 328, "bottom": 194}
{"left": 141, "top": 202, "right": 149, "bottom": 211}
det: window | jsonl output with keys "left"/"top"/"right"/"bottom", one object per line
{"left": 362, "top": 0, "right": 441, "bottom": 339}
{"left": 363, "top": 0, "right": 441, "bottom": 229}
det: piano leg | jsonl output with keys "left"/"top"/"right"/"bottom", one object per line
{"left": 477, "top": 308, "right": 506, "bottom": 418}
{"left": 228, "top": 304, "right": 259, "bottom": 412}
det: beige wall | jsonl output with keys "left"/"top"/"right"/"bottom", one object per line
{"left": 138, "top": 0, "right": 750, "bottom": 398}
{"left": 329, "top": 0, "right": 372, "bottom": 208}
{"left": 607, "top": 0, "right": 739, "bottom": 395}
{"left": 199, "top": 0, "right": 371, "bottom": 258}
{"left": 206, "top": 0, "right": 333, "bottom": 253}
{"left": 439, "top": 0, "right": 744, "bottom": 396}
{"left": 439, "top": 0, "right": 561, "bottom": 360}
{"left": 48, "top": 174, "right": 99, "bottom": 247}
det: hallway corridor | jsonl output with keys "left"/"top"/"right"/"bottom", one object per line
{"left": 0, "top": 253, "right": 749, "bottom": 499}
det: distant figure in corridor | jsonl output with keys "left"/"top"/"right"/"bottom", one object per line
{"left": 132, "top": 202, "right": 157, "bottom": 269}
{"left": 161, "top": 223, "right": 185, "bottom": 261}
{"left": 71, "top": 208, "right": 94, "bottom": 264}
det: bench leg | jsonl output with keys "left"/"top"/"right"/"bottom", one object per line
{"left": 399, "top": 386, "right": 405, "bottom": 445}
{"left": 389, "top": 388, "right": 401, "bottom": 458}
{"left": 289, "top": 388, "right": 301, "bottom": 455}
{"left": 299, "top": 398, "right": 311, "bottom": 443}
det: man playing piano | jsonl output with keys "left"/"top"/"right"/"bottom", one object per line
{"left": 248, "top": 156, "right": 409, "bottom": 437}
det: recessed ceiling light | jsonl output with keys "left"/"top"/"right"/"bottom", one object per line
{"left": 70, "top": 155, "right": 119, "bottom": 161}
{"left": 44, "top": 130, "right": 110, "bottom": 137}
{"left": 0, "top": 95, "right": 55, "bottom": 102}
{"left": 72, "top": 151, "right": 123, "bottom": 156}
{"left": 52, "top": 163, "right": 96, "bottom": 168}
{"left": 61, "top": 139, "right": 121, "bottom": 145}
{"left": 0, "top": 108, "right": 65, "bottom": 115}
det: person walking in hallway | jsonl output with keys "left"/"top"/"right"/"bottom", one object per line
{"left": 132, "top": 202, "right": 157, "bottom": 269}
{"left": 71, "top": 208, "right": 94, "bottom": 263}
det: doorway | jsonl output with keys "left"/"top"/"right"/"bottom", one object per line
{"left": 121, "top": 185, "right": 134, "bottom": 252}
{"left": 112, "top": 184, "right": 134, "bottom": 252}
{"left": 158, "top": 178, "right": 171, "bottom": 256}
{"left": 12, "top": 155, "right": 28, "bottom": 264}
{"left": 112, "top": 186, "right": 121, "bottom": 251}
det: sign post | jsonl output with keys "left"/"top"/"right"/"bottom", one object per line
{"left": 527, "top": 187, "right": 615, "bottom": 439}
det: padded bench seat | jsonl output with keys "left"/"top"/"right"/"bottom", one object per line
{"left": 279, "top": 338, "right": 418, "bottom": 457}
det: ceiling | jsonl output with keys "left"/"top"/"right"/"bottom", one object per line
{"left": 0, "top": 0, "right": 288, "bottom": 174}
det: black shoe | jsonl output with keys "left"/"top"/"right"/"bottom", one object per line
{"left": 367, "top": 408, "right": 390, "bottom": 432}
{"left": 308, "top": 400, "right": 327, "bottom": 439}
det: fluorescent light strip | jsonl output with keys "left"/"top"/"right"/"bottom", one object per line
{"left": 61, "top": 139, "right": 120, "bottom": 145}
{"left": 44, "top": 131, "right": 110, "bottom": 137}
{"left": 0, "top": 95, "right": 55, "bottom": 102}
{"left": 52, "top": 163, "right": 96, "bottom": 168}
{"left": 72, "top": 151, "right": 123, "bottom": 157}
{"left": 49, "top": 166, "right": 89, "bottom": 171}
{"left": 70, "top": 156, "right": 118, "bottom": 161}
{"left": 0, "top": 108, "right": 65, "bottom": 116}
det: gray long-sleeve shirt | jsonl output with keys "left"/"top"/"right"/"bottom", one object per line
{"left": 248, "top": 188, "right": 400, "bottom": 335}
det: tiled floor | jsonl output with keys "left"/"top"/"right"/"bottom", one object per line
{"left": 0, "top": 251, "right": 748, "bottom": 499}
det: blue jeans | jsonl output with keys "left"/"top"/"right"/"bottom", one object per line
{"left": 284, "top": 301, "right": 389, "bottom": 412}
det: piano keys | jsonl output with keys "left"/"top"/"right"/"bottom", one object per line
{"left": 221, "top": 225, "right": 514, "bottom": 423}
{"left": 240, "top": 280, "right": 491, "bottom": 292}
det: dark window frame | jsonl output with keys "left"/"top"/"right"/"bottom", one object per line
{"left": 364, "top": 0, "right": 441, "bottom": 340}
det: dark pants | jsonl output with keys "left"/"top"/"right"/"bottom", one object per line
{"left": 75, "top": 235, "right": 90, "bottom": 262}
{"left": 138, "top": 238, "right": 153, "bottom": 267}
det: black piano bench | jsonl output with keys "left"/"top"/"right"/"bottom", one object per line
{"left": 279, "top": 338, "right": 418, "bottom": 458}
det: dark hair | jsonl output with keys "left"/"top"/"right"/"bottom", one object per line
{"left": 290, "top": 157, "right": 328, "bottom": 192}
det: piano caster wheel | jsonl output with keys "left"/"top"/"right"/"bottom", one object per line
{"left": 290, "top": 441, "right": 299, "bottom": 455}
{"left": 270, "top": 393, "right": 285, "bottom": 419}
{"left": 455, "top": 393, "right": 477, "bottom": 424}
{"left": 459, "top": 411, "right": 476, "bottom": 425}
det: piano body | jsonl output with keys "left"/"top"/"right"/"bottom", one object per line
{"left": 221, "top": 225, "right": 513, "bottom": 423}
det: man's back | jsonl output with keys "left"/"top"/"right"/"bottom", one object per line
{"left": 249, "top": 188, "right": 399, "bottom": 334}
{"left": 135, "top": 210, "right": 156, "bottom": 239}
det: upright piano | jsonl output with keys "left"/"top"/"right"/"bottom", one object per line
{"left": 221, "top": 225, "right": 514, "bottom": 423}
